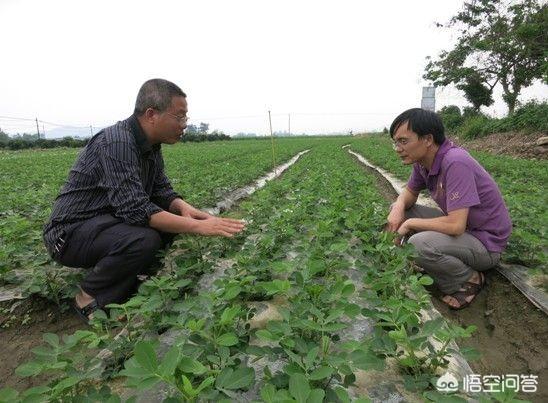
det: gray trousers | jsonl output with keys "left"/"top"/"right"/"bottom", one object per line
{"left": 405, "top": 205, "right": 500, "bottom": 294}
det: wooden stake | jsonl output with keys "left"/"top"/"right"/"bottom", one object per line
{"left": 268, "top": 110, "right": 276, "bottom": 170}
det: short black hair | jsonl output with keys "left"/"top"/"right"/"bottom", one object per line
{"left": 134, "top": 79, "right": 186, "bottom": 116}
{"left": 389, "top": 108, "right": 445, "bottom": 145}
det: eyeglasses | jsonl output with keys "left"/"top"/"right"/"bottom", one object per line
{"left": 165, "top": 111, "right": 189, "bottom": 123}
{"left": 392, "top": 138, "right": 414, "bottom": 150}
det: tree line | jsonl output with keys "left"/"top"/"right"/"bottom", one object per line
{"left": 0, "top": 121, "right": 231, "bottom": 150}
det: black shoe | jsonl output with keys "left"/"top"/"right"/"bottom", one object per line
{"left": 73, "top": 299, "right": 99, "bottom": 323}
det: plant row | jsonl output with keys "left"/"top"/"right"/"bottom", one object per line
{"left": 1, "top": 139, "right": 478, "bottom": 402}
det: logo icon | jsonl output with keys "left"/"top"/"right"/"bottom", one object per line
{"left": 436, "top": 372, "right": 459, "bottom": 393}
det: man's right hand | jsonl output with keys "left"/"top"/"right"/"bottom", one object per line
{"left": 386, "top": 202, "right": 405, "bottom": 232}
{"left": 195, "top": 216, "right": 246, "bottom": 237}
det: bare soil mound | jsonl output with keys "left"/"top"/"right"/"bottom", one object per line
{"left": 452, "top": 131, "right": 547, "bottom": 160}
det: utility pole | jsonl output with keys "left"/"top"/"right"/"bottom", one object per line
{"left": 288, "top": 114, "right": 291, "bottom": 136}
{"left": 90, "top": 125, "right": 93, "bottom": 137}
{"left": 268, "top": 110, "right": 276, "bottom": 169}
{"left": 35, "top": 118, "right": 40, "bottom": 138}
{"left": 42, "top": 124, "right": 45, "bottom": 139}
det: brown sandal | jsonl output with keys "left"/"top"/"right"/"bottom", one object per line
{"left": 442, "top": 272, "right": 486, "bottom": 310}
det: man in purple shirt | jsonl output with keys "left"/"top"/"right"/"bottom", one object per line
{"left": 386, "top": 108, "right": 512, "bottom": 310}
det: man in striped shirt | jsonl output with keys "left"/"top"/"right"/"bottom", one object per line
{"left": 43, "top": 79, "right": 245, "bottom": 321}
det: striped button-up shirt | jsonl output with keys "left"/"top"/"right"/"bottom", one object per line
{"left": 43, "top": 115, "right": 180, "bottom": 254}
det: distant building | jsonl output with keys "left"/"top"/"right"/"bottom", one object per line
{"left": 421, "top": 86, "right": 435, "bottom": 111}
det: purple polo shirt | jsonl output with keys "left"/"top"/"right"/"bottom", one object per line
{"left": 407, "top": 139, "right": 512, "bottom": 253}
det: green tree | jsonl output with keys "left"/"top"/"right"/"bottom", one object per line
{"left": 0, "top": 128, "right": 10, "bottom": 143}
{"left": 425, "top": 0, "right": 547, "bottom": 114}
{"left": 198, "top": 122, "right": 209, "bottom": 134}
{"left": 458, "top": 73, "right": 494, "bottom": 111}
{"left": 437, "top": 105, "right": 465, "bottom": 131}
{"left": 185, "top": 124, "right": 199, "bottom": 135}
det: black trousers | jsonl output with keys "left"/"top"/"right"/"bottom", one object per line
{"left": 51, "top": 214, "right": 175, "bottom": 307}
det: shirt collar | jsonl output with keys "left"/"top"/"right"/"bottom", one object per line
{"left": 427, "top": 139, "right": 453, "bottom": 176}
{"left": 127, "top": 114, "right": 160, "bottom": 155}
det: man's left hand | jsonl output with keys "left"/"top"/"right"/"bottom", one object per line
{"left": 170, "top": 199, "right": 213, "bottom": 220}
{"left": 397, "top": 219, "right": 413, "bottom": 236}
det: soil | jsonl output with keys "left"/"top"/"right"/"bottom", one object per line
{"left": 360, "top": 161, "right": 548, "bottom": 402}
{"left": 433, "top": 271, "right": 548, "bottom": 403}
{"left": 450, "top": 131, "right": 547, "bottom": 160}
{"left": 0, "top": 296, "right": 85, "bottom": 390}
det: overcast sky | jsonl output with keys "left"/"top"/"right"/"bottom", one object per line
{"left": 0, "top": 0, "right": 546, "bottom": 137}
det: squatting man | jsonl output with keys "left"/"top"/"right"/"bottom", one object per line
{"left": 386, "top": 108, "right": 512, "bottom": 310}
{"left": 43, "top": 79, "right": 245, "bottom": 321}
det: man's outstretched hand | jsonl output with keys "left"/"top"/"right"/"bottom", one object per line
{"left": 195, "top": 216, "right": 246, "bottom": 237}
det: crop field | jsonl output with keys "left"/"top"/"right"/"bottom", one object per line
{"left": 0, "top": 138, "right": 315, "bottom": 299}
{"left": 0, "top": 137, "right": 545, "bottom": 402}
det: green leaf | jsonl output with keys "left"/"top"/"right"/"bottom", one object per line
{"left": 43, "top": 333, "right": 60, "bottom": 347}
{"left": 120, "top": 360, "right": 153, "bottom": 378}
{"left": 223, "top": 285, "right": 242, "bottom": 300}
{"left": 20, "top": 385, "right": 51, "bottom": 398}
{"left": 289, "top": 373, "right": 310, "bottom": 403}
{"left": 262, "top": 279, "right": 291, "bottom": 295}
{"left": 132, "top": 376, "right": 160, "bottom": 391}
{"left": 216, "top": 367, "right": 255, "bottom": 390}
{"left": 0, "top": 387, "right": 19, "bottom": 401}
{"left": 256, "top": 329, "right": 278, "bottom": 342}
{"left": 307, "top": 389, "right": 325, "bottom": 403}
{"left": 334, "top": 386, "right": 351, "bottom": 403}
{"left": 260, "top": 384, "right": 277, "bottom": 402}
{"left": 179, "top": 357, "right": 207, "bottom": 375}
{"left": 158, "top": 346, "right": 180, "bottom": 377}
{"left": 30, "top": 345, "right": 56, "bottom": 358}
{"left": 304, "top": 346, "right": 319, "bottom": 369}
{"left": 175, "top": 278, "right": 191, "bottom": 288}
{"left": 341, "top": 283, "right": 355, "bottom": 297}
{"left": 15, "top": 362, "right": 42, "bottom": 377}
{"left": 419, "top": 275, "right": 434, "bottom": 286}
{"left": 344, "top": 303, "right": 361, "bottom": 317}
{"left": 321, "top": 322, "right": 347, "bottom": 332}
{"left": 52, "top": 376, "right": 80, "bottom": 393}
{"left": 421, "top": 317, "right": 445, "bottom": 336}
{"left": 195, "top": 377, "right": 215, "bottom": 394}
{"left": 459, "top": 347, "right": 481, "bottom": 361}
{"left": 217, "top": 332, "right": 239, "bottom": 346}
{"left": 134, "top": 341, "right": 158, "bottom": 372}
{"left": 350, "top": 349, "right": 385, "bottom": 371}
{"left": 220, "top": 306, "right": 241, "bottom": 325}
{"left": 308, "top": 366, "right": 334, "bottom": 380}
{"left": 329, "top": 242, "right": 348, "bottom": 253}
{"left": 181, "top": 375, "right": 195, "bottom": 395}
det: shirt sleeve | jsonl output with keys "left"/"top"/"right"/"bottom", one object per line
{"left": 151, "top": 155, "right": 181, "bottom": 211}
{"left": 100, "top": 140, "right": 162, "bottom": 226}
{"left": 407, "top": 163, "right": 426, "bottom": 192}
{"left": 444, "top": 161, "right": 481, "bottom": 212}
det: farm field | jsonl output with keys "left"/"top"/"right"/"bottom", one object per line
{"left": 0, "top": 137, "right": 319, "bottom": 297}
{"left": 0, "top": 136, "right": 546, "bottom": 402}
{"left": 349, "top": 135, "right": 548, "bottom": 275}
